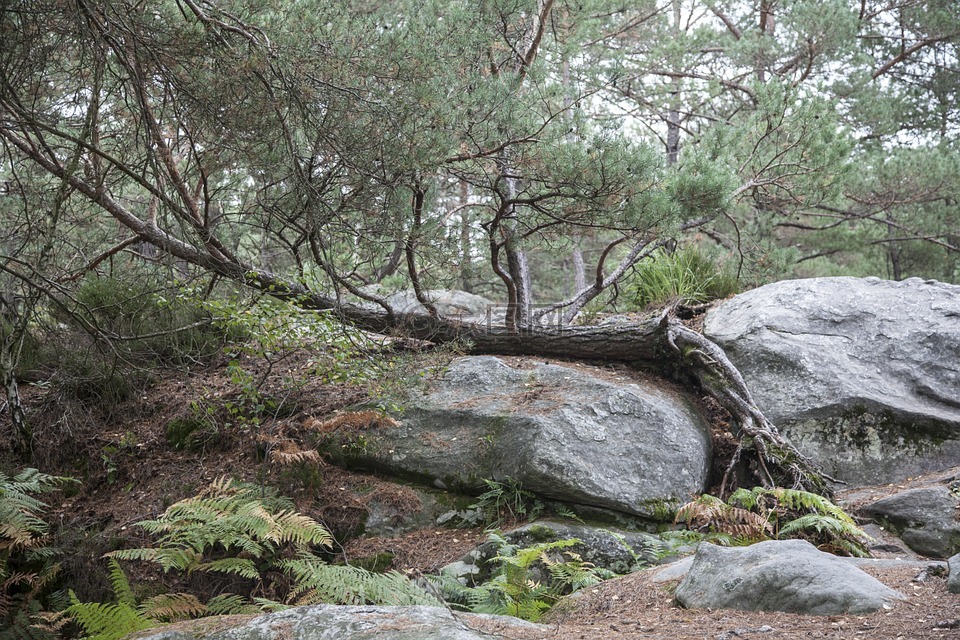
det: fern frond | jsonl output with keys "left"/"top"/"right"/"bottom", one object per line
{"left": 271, "top": 448, "right": 323, "bottom": 466}
{"left": 779, "top": 514, "right": 845, "bottom": 536}
{"left": 67, "top": 593, "right": 153, "bottom": 640}
{"left": 0, "top": 608, "right": 58, "bottom": 640}
{"left": 282, "top": 558, "right": 437, "bottom": 606}
{"left": 766, "top": 488, "right": 854, "bottom": 522}
{"left": 251, "top": 597, "right": 292, "bottom": 613}
{"left": 206, "top": 593, "right": 260, "bottom": 615}
{"left": 727, "top": 487, "right": 762, "bottom": 510}
{"left": 304, "top": 410, "right": 399, "bottom": 433}
{"left": 108, "top": 547, "right": 202, "bottom": 573}
{"left": 676, "top": 494, "right": 771, "bottom": 539}
{"left": 194, "top": 558, "right": 260, "bottom": 579}
{"left": 139, "top": 592, "right": 207, "bottom": 622}
{"left": 272, "top": 511, "right": 334, "bottom": 548}
{"left": 106, "top": 559, "right": 136, "bottom": 607}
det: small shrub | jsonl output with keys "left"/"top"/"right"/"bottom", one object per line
{"left": 52, "top": 349, "right": 142, "bottom": 410}
{"left": 71, "top": 275, "right": 228, "bottom": 366}
{"left": 625, "top": 245, "right": 739, "bottom": 310}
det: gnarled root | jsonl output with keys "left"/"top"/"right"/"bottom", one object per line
{"left": 661, "top": 312, "right": 837, "bottom": 499}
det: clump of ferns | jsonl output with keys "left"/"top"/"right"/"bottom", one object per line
{"left": 674, "top": 487, "right": 872, "bottom": 557}
{"left": 0, "top": 468, "right": 78, "bottom": 640}
{"left": 68, "top": 477, "right": 436, "bottom": 640}
{"left": 429, "top": 533, "right": 612, "bottom": 622}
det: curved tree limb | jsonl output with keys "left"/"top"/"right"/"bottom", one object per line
{"left": 660, "top": 310, "right": 836, "bottom": 498}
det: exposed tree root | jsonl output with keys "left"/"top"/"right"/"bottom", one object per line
{"left": 660, "top": 310, "right": 837, "bottom": 498}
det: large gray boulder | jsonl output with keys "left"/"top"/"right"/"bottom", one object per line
{"left": 704, "top": 277, "right": 960, "bottom": 485}
{"left": 316, "top": 356, "right": 711, "bottom": 519}
{"left": 129, "top": 605, "right": 544, "bottom": 640}
{"left": 675, "top": 540, "right": 906, "bottom": 615}
{"left": 859, "top": 485, "right": 960, "bottom": 558}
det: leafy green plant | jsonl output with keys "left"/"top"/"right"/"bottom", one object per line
{"left": 467, "top": 478, "right": 544, "bottom": 528}
{"left": 675, "top": 487, "right": 871, "bottom": 556}
{"left": 0, "top": 469, "right": 77, "bottom": 640}
{"left": 625, "top": 245, "right": 739, "bottom": 310}
{"left": 107, "top": 477, "right": 334, "bottom": 581}
{"left": 71, "top": 275, "right": 228, "bottom": 366}
{"left": 282, "top": 557, "right": 438, "bottom": 607}
{"left": 730, "top": 487, "right": 872, "bottom": 556}
{"left": 203, "top": 295, "right": 377, "bottom": 385}
{"left": 431, "top": 532, "right": 610, "bottom": 622}
{"left": 67, "top": 560, "right": 155, "bottom": 640}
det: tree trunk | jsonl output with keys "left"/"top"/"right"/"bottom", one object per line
{"left": 571, "top": 240, "right": 586, "bottom": 295}
{"left": 0, "top": 294, "right": 30, "bottom": 455}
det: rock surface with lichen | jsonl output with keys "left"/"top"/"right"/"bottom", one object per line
{"left": 315, "top": 356, "right": 711, "bottom": 519}
{"left": 126, "top": 605, "right": 544, "bottom": 639}
{"left": 675, "top": 539, "right": 906, "bottom": 615}
{"left": 704, "top": 277, "right": 960, "bottom": 486}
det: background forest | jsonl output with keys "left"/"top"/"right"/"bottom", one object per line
{"left": 0, "top": 0, "right": 957, "bottom": 637}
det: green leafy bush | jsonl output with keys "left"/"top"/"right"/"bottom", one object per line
{"left": 71, "top": 275, "right": 230, "bottom": 366}
{"left": 625, "top": 245, "right": 739, "bottom": 310}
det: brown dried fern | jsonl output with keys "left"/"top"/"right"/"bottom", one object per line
{"left": 303, "top": 410, "right": 399, "bottom": 434}
{"left": 675, "top": 494, "right": 772, "bottom": 540}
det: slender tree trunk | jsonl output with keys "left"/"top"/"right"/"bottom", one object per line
{"left": 571, "top": 240, "right": 586, "bottom": 295}
{"left": 0, "top": 293, "right": 31, "bottom": 455}
{"left": 459, "top": 181, "right": 474, "bottom": 293}
{"left": 0, "top": 348, "right": 29, "bottom": 454}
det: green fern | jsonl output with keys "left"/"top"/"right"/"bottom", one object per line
{"left": 283, "top": 557, "right": 438, "bottom": 606}
{"left": 205, "top": 593, "right": 260, "bottom": 615}
{"left": 469, "top": 478, "right": 544, "bottom": 527}
{"left": 0, "top": 469, "right": 77, "bottom": 633}
{"left": 138, "top": 593, "right": 207, "bottom": 622}
{"left": 66, "top": 596, "right": 154, "bottom": 640}
{"left": 108, "top": 477, "right": 332, "bottom": 578}
{"left": 69, "top": 560, "right": 211, "bottom": 638}
{"left": 101, "top": 476, "right": 437, "bottom": 626}
{"left": 430, "top": 533, "right": 608, "bottom": 622}
{"left": 105, "top": 559, "right": 136, "bottom": 608}
{"left": 0, "top": 600, "right": 59, "bottom": 640}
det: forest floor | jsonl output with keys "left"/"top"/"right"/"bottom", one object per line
{"left": 10, "top": 349, "right": 960, "bottom": 639}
